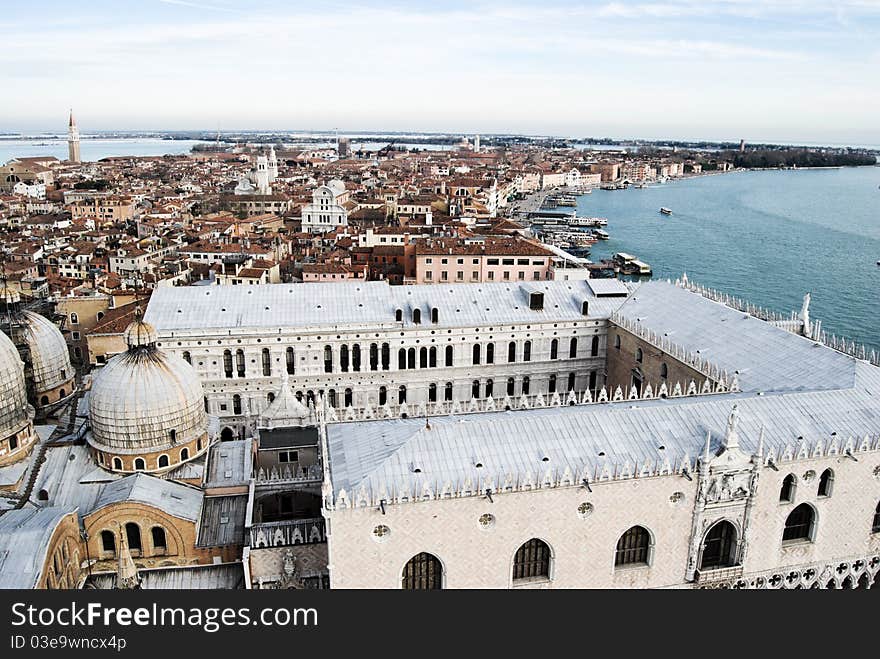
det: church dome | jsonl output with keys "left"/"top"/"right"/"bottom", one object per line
{"left": 0, "top": 330, "right": 31, "bottom": 438}
{"left": 9, "top": 310, "right": 74, "bottom": 404}
{"left": 88, "top": 317, "right": 208, "bottom": 469}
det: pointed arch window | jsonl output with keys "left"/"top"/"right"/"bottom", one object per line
{"left": 782, "top": 503, "right": 815, "bottom": 543}
{"left": 569, "top": 337, "right": 578, "bottom": 358}
{"left": 550, "top": 338, "right": 559, "bottom": 360}
{"left": 381, "top": 343, "right": 390, "bottom": 370}
{"left": 523, "top": 340, "right": 531, "bottom": 362}
{"left": 352, "top": 344, "right": 361, "bottom": 371}
{"left": 522, "top": 376, "right": 530, "bottom": 395}
{"left": 779, "top": 474, "right": 796, "bottom": 502}
{"left": 428, "top": 383, "right": 437, "bottom": 402}
{"left": 379, "top": 386, "right": 387, "bottom": 406}
{"left": 398, "top": 385, "right": 407, "bottom": 404}
{"left": 444, "top": 382, "right": 453, "bottom": 401}
{"left": 340, "top": 344, "right": 350, "bottom": 372}
{"left": 615, "top": 526, "right": 651, "bottom": 566}
{"left": 590, "top": 335, "right": 599, "bottom": 357}
{"left": 369, "top": 343, "right": 379, "bottom": 370}
{"left": 398, "top": 348, "right": 406, "bottom": 370}
{"left": 472, "top": 344, "right": 481, "bottom": 365}
{"left": 323, "top": 345, "right": 333, "bottom": 373}
{"left": 419, "top": 347, "right": 428, "bottom": 369}
{"left": 817, "top": 469, "right": 833, "bottom": 497}
{"left": 286, "top": 347, "right": 295, "bottom": 375}
{"left": 344, "top": 388, "right": 353, "bottom": 408}
{"left": 235, "top": 349, "right": 245, "bottom": 377}
{"left": 508, "top": 341, "right": 516, "bottom": 363}
{"left": 445, "top": 345, "right": 454, "bottom": 366}
{"left": 407, "top": 347, "right": 416, "bottom": 369}
{"left": 402, "top": 553, "right": 443, "bottom": 590}
{"left": 485, "top": 379, "right": 494, "bottom": 398}
{"left": 262, "top": 348, "right": 271, "bottom": 376}
{"left": 486, "top": 343, "right": 495, "bottom": 364}
{"left": 699, "top": 521, "right": 738, "bottom": 570}
{"left": 513, "top": 538, "right": 550, "bottom": 581}
{"left": 429, "top": 346, "right": 437, "bottom": 367}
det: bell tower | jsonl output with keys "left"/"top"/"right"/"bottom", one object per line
{"left": 67, "top": 109, "right": 81, "bottom": 163}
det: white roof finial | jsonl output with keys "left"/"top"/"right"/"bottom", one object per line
{"left": 723, "top": 404, "right": 740, "bottom": 450}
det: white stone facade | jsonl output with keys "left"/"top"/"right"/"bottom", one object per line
{"left": 324, "top": 419, "right": 880, "bottom": 589}
{"left": 301, "top": 180, "right": 349, "bottom": 234}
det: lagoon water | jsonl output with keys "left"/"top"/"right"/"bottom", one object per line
{"left": 0, "top": 138, "right": 202, "bottom": 163}
{"left": 578, "top": 167, "right": 880, "bottom": 353}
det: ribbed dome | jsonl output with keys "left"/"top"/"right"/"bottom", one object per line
{"left": 88, "top": 322, "right": 207, "bottom": 454}
{"left": 0, "top": 331, "right": 30, "bottom": 436}
{"left": 11, "top": 311, "right": 74, "bottom": 397}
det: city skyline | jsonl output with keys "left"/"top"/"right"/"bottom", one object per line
{"left": 2, "top": 1, "right": 879, "bottom": 145}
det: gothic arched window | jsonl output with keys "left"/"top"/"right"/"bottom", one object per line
{"left": 615, "top": 526, "right": 651, "bottom": 567}
{"left": 699, "top": 521, "right": 738, "bottom": 570}
{"left": 402, "top": 553, "right": 443, "bottom": 590}
{"left": 513, "top": 538, "right": 551, "bottom": 581}
{"left": 817, "top": 469, "right": 833, "bottom": 497}
{"left": 779, "top": 474, "right": 796, "bottom": 502}
{"left": 550, "top": 339, "right": 558, "bottom": 360}
{"left": 783, "top": 503, "right": 816, "bottom": 543}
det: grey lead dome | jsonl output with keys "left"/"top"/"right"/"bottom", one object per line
{"left": 0, "top": 330, "right": 30, "bottom": 436}
{"left": 88, "top": 318, "right": 207, "bottom": 454}
{"left": 13, "top": 310, "right": 74, "bottom": 396}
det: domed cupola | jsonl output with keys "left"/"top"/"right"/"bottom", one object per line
{"left": 87, "top": 311, "right": 209, "bottom": 474}
{"left": 5, "top": 308, "right": 76, "bottom": 411}
{"left": 0, "top": 330, "right": 38, "bottom": 467}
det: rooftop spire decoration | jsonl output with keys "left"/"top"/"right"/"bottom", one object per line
{"left": 723, "top": 404, "right": 740, "bottom": 450}
{"left": 115, "top": 524, "right": 141, "bottom": 590}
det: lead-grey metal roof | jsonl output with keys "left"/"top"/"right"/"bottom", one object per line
{"left": 205, "top": 439, "right": 253, "bottom": 489}
{"left": 0, "top": 506, "right": 77, "bottom": 589}
{"left": 196, "top": 495, "right": 248, "bottom": 547}
{"left": 615, "top": 280, "right": 858, "bottom": 393}
{"left": 92, "top": 473, "right": 203, "bottom": 522}
{"left": 326, "top": 381, "right": 880, "bottom": 503}
{"left": 144, "top": 279, "right": 630, "bottom": 333}
{"left": 87, "top": 563, "right": 245, "bottom": 589}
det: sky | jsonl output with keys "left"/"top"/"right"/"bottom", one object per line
{"left": 2, "top": 0, "right": 879, "bottom": 145}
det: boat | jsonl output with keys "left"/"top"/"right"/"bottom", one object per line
{"left": 613, "top": 252, "right": 652, "bottom": 276}
{"left": 659, "top": 207, "right": 672, "bottom": 215}
{"left": 593, "top": 229, "right": 609, "bottom": 240}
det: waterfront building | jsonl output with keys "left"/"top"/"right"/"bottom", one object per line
{"left": 319, "top": 279, "right": 880, "bottom": 589}
{"left": 142, "top": 278, "right": 619, "bottom": 441}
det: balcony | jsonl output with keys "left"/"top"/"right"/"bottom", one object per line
{"left": 694, "top": 565, "right": 743, "bottom": 586}
{"left": 255, "top": 463, "right": 322, "bottom": 486}
{"left": 248, "top": 517, "right": 326, "bottom": 549}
